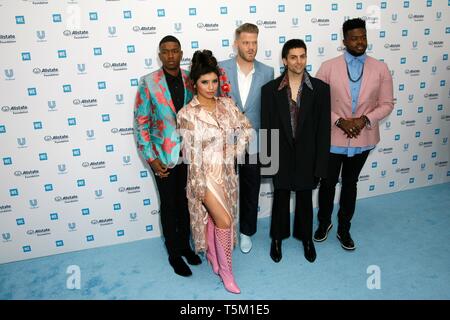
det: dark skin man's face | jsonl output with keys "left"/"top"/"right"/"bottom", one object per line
{"left": 158, "top": 41, "right": 183, "bottom": 75}
{"left": 343, "top": 28, "right": 367, "bottom": 57}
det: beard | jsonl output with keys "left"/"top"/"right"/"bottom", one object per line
{"left": 346, "top": 47, "right": 366, "bottom": 57}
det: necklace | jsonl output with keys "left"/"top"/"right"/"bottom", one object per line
{"left": 346, "top": 61, "right": 364, "bottom": 83}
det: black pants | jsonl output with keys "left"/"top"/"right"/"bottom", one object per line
{"left": 238, "top": 152, "right": 261, "bottom": 236}
{"left": 270, "top": 189, "right": 313, "bottom": 241}
{"left": 154, "top": 163, "right": 191, "bottom": 258}
{"left": 318, "top": 150, "right": 370, "bottom": 234}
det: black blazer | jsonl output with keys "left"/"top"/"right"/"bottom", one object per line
{"left": 261, "top": 73, "right": 331, "bottom": 190}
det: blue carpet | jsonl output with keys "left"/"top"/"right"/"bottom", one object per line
{"left": 1, "top": 183, "right": 449, "bottom": 300}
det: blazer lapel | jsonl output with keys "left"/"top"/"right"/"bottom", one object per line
{"left": 357, "top": 58, "right": 371, "bottom": 104}
{"left": 275, "top": 87, "right": 294, "bottom": 148}
{"left": 339, "top": 56, "right": 351, "bottom": 99}
{"left": 157, "top": 69, "right": 177, "bottom": 115}
{"left": 244, "top": 66, "right": 260, "bottom": 111}
{"left": 230, "top": 62, "right": 244, "bottom": 111}
{"left": 295, "top": 85, "right": 313, "bottom": 141}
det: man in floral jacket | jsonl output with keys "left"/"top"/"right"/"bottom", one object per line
{"left": 134, "top": 36, "right": 201, "bottom": 277}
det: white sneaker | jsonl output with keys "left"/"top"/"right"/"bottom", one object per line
{"left": 239, "top": 233, "right": 253, "bottom": 253}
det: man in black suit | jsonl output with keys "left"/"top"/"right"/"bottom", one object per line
{"left": 261, "top": 39, "right": 331, "bottom": 263}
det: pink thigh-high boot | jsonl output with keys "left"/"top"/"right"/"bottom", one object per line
{"left": 215, "top": 226, "right": 241, "bottom": 294}
{"left": 206, "top": 215, "right": 219, "bottom": 274}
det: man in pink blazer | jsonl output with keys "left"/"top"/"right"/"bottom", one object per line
{"left": 314, "top": 18, "right": 394, "bottom": 250}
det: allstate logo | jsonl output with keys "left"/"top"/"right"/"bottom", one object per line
{"left": 2, "top": 106, "right": 10, "bottom": 112}
{"left": 44, "top": 135, "right": 52, "bottom": 141}
{"left": 27, "top": 230, "right": 35, "bottom": 235}
{"left": 91, "top": 219, "right": 98, "bottom": 225}
{"left": 111, "top": 128, "right": 118, "bottom": 134}
{"left": 103, "top": 62, "right": 112, "bottom": 68}
{"left": 82, "top": 162, "right": 90, "bottom": 167}
{"left": 197, "top": 23, "right": 205, "bottom": 28}
{"left": 118, "top": 187, "right": 126, "bottom": 192}
{"left": 311, "top": 18, "right": 317, "bottom": 23}
{"left": 14, "top": 171, "right": 22, "bottom": 176}
{"left": 151, "top": 210, "right": 160, "bottom": 215}
{"left": 33, "top": 68, "right": 42, "bottom": 74}
{"left": 73, "top": 99, "right": 81, "bottom": 105}
{"left": 132, "top": 26, "right": 141, "bottom": 32}
{"left": 256, "top": 20, "right": 263, "bottom": 26}
{"left": 337, "top": 46, "right": 346, "bottom": 52}
{"left": 54, "top": 196, "right": 62, "bottom": 202}
{"left": 63, "top": 30, "right": 72, "bottom": 36}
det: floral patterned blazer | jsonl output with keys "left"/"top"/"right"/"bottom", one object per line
{"left": 134, "top": 68, "right": 193, "bottom": 167}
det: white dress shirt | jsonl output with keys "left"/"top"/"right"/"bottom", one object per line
{"left": 236, "top": 63, "right": 255, "bottom": 109}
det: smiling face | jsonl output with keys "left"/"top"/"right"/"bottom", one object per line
{"left": 158, "top": 41, "right": 183, "bottom": 73}
{"left": 282, "top": 47, "right": 307, "bottom": 77}
{"left": 343, "top": 28, "right": 368, "bottom": 57}
{"left": 196, "top": 72, "right": 219, "bottom": 100}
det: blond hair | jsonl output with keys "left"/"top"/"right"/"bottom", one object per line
{"left": 235, "top": 23, "right": 259, "bottom": 39}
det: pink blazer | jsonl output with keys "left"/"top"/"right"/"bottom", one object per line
{"left": 316, "top": 55, "right": 394, "bottom": 147}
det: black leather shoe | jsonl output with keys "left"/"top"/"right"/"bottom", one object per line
{"left": 337, "top": 232, "right": 356, "bottom": 250}
{"left": 302, "top": 240, "right": 316, "bottom": 263}
{"left": 168, "top": 256, "right": 192, "bottom": 277}
{"left": 181, "top": 249, "right": 202, "bottom": 265}
{"left": 313, "top": 223, "right": 333, "bottom": 242}
{"left": 270, "top": 239, "right": 282, "bottom": 263}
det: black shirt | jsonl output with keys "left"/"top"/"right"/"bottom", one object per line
{"left": 163, "top": 68, "right": 185, "bottom": 112}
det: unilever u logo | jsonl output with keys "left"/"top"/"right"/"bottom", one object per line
{"left": 318, "top": 47, "right": 324, "bottom": 55}
{"left": 412, "top": 41, "right": 418, "bottom": 49}
{"left": 5, "top": 69, "right": 14, "bottom": 79}
{"left": 95, "top": 189, "right": 103, "bottom": 198}
{"left": 116, "top": 94, "right": 124, "bottom": 103}
{"left": 381, "top": 170, "right": 386, "bottom": 177}
{"left": 436, "top": 12, "right": 442, "bottom": 19}
{"left": 2, "top": 233, "right": 11, "bottom": 241}
{"left": 68, "top": 222, "right": 76, "bottom": 230}
{"left": 235, "top": 20, "right": 243, "bottom": 27}
{"left": 130, "top": 212, "right": 137, "bottom": 220}
{"left": 86, "top": 129, "right": 94, "bottom": 138}
{"left": 292, "top": 18, "right": 299, "bottom": 26}
{"left": 123, "top": 155, "right": 131, "bottom": 164}
{"left": 29, "top": 199, "right": 38, "bottom": 207}
{"left": 431, "top": 66, "right": 437, "bottom": 73}
{"left": 48, "top": 100, "right": 56, "bottom": 109}
{"left": 36, "top": 30, "right": 46, "bottom": 40}
{"left": 58, "top": 164, "right": 66, "bottom": 173}
{"left": 174, "top": 23, "right": 182, "bottom": 32}
{"left": 108, "top": 26, "right": 116, "bottom": 36}
{"left": 391, "top": 14, "right": 398, "bottom": 22}
{"left": 385, "top": 121, "right": 391, "bottom": 129}
{"left": 17, "top": 137, "right": 26, "bottom": 146}
{"left": 77, "top": 64, "right": 86, "bottom": 73}
{"left": 265, "top": 50, "right": 271, "bottom": 58}
{"left": 408, "top": 94, "right": 414, "bottom": 102}
{"left": 145, "top": 58, "right": 152, "bottom": 67}
{"left": 403, "top": 143, "right": 409, "bottom": 151}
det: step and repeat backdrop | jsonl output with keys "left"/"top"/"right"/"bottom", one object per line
{"left": 0, "top": 0, "right": 448, "bottom": 264}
